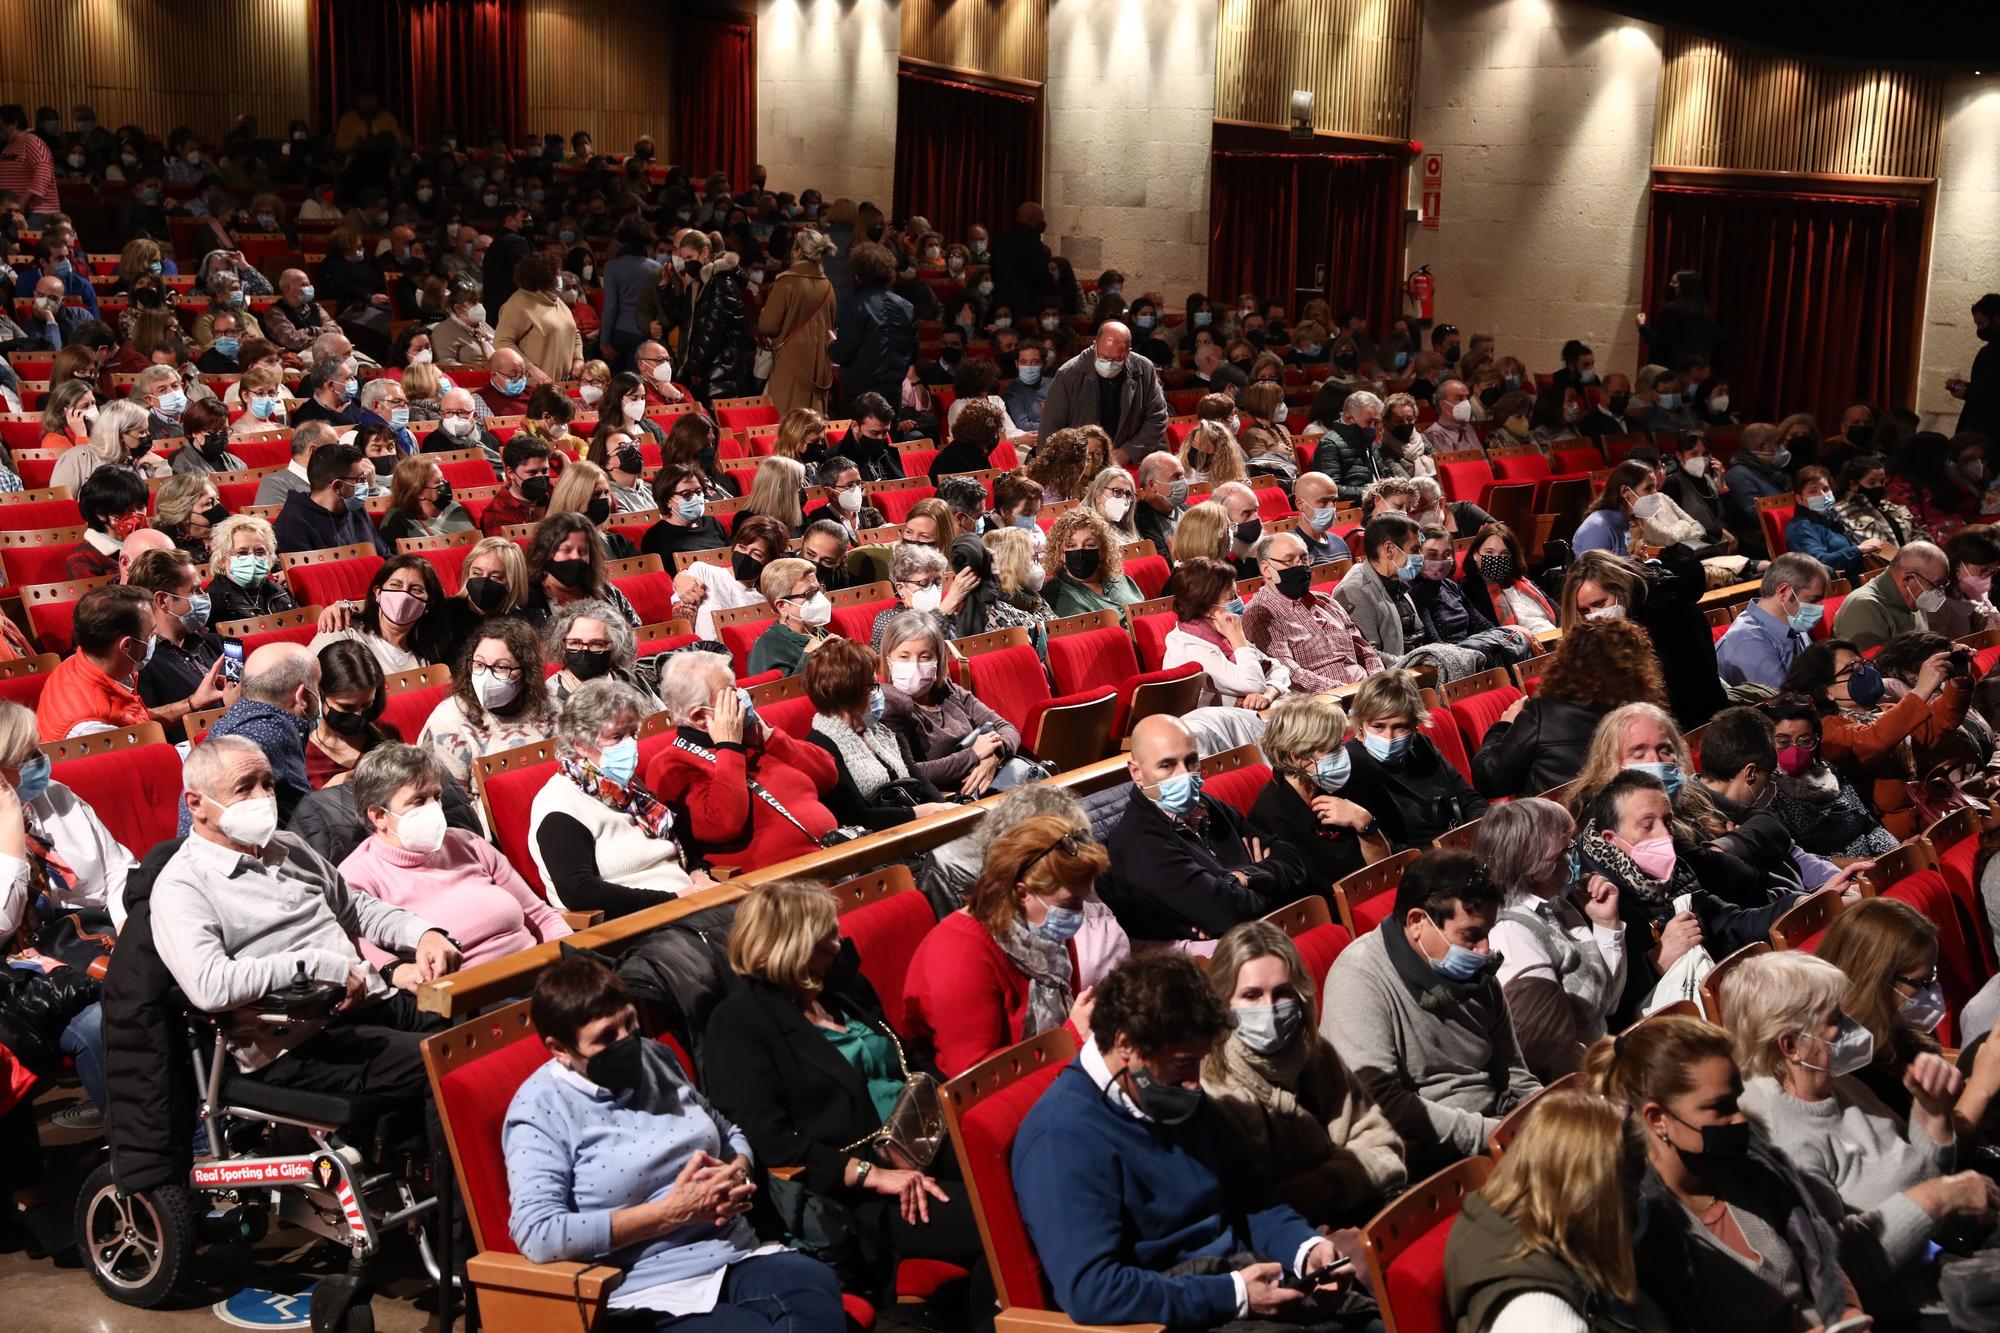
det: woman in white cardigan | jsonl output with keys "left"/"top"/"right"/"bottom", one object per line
{"left": 1160, "top": 556, "right": 1291, "bottom": 708}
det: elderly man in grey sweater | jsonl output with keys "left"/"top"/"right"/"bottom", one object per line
{"left": 153, "top": 735, "right": 461, "bottom": 1093}
{"left": 1319, "top": 849, "right": 1539, "bottom": 1175}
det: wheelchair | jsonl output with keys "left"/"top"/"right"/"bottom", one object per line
{"left": 75, "top": 971, "right": 447, "bottom": 1333}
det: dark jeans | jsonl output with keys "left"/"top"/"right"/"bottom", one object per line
{"left": 619, "top": 1251, "right": 845, "bottom": 1333}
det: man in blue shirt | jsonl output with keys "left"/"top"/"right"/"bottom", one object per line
{"left": 11, "top": 233, "right": 98, "bottom": 317}
{"left": 1014, "top": 954, "right": 1358, "bottom": 1330}
{"left": 1001, "top": 341, "right": 1050, "bottom": 432}
{"left": 1715, "top": 552, "right": 1832, "bottom": 689}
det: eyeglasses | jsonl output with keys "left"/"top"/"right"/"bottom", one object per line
{"left": 1773, "top": 735, "right": 1819, "bottom": 752}
{"left": 1020, "top": 830, "right": 1085, "bottom": 878}
{"left": 470, "top": 658, "right": 521, "bottom": 679}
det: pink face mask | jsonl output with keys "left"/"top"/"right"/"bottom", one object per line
{"left": 1777, "top": 745, "right": 1815, "bottom": 776}
{"left": 1623, "top": 833, "right": 1677, "bottom": 881}
{"left": 1961, "top": 571, "right": 1993, "bottom": 602}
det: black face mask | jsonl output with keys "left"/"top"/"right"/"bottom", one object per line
{"left": 323, "top": 706, "right": 371, "bottom": 736}
{"left": 1608, "top": 392, "right": 1632, "bottom": 416}
{"left": 520, "top": 475, "right": 553, "bottom": 505}
{"left": 1233, "top": 518, "right": 1262, "bottom": 545}
{"left": 1479, "top": 385, "right": 1504, "bottom": 409}
{"left": 1388, "top": 422, "right": 1415, "bottom": 444}
{"left": 585, "top": 497, "right": 613, "bottom": 525}
{"left": 372, "top": 454, "right": 396, "bottom": 476}
{"left": 201, "top": 503, "right": 230, "bottom": 529}
{"left": 548, "top": 557, "right": 592, "bottom": 590}
{"left": 433, "top": 480, "right": 454, "bottom": 508}
{"left": 583, "top": 1031, "right": 645, "bottom": 1095}
{"left": 565, "top": 646, "right": 613, "bottom": 680}
{"left": 131, "top": 436, "right": 155, "bottom": 462}
{"left": 731, "top": 550, "right": 766, "bottom": 584}
{"left": 1666, "top": 1112, "right": 1752, "bottom": 1173}
{"left": 463, "top": 574, "right": 507, "bottom": 613}
{"left": 616, "top": 447, "right": 645, "bottom": 475}
{"left": 200, "top": 433, "right": 232, "bottom": 464}
{"left": 1120, "top": 1062, "right": 1203, "bottom": 1125}
{"left": 1859, "top": 486, "right": 1888, "bottom": 505}
{"left": 1063, "top": 547, "right": 1102, "bottom": 580}
{"left": 1334, "top": 353, "right": 1357, "bottom": 372}
{"left": 1275, "top": 565, "right": 1312, "bottom": 600}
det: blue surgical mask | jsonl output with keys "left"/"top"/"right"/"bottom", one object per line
{"left": 53, "top": 258, "right": 71, "bottom": 277}
{"left": 1806, "top": 492, "right": 1835, "bottom": 514}
{"left": 1626, "top": 760, "right": 1684, "bottom": 801}
{"left": 597, "top": 735, "right": 639, "bottom": 786}
{"left": 157, "top": 387, "right": 187, "bottom": 418}
{"left": 675, "top": 495, "right": 706, "bottom": 521}
{"left": 1147, "top": 770, "right": 1203, "bottom": 816}
{"left": 300, "top": 282, "right": 316, "bottom": 302}
{"left": 213, "top": 335, "right": 240, "bottom": 359}
{"left": 340, "top": 377, "right": 359, "bottom": 401}
{"left": 1013, "top": 513, "right": 1037, "bottom": 530}
{"left": 500, "top": 375, "right": 528, "bottom": 397}
{"left": 1309, "top": 504, "right": 1337, "bottom": 531}
{"left": 1193, "top": 310, "right": 1212, "bottom": 328}
{"left": 389, "top": 406, "right": 410, "bottom": 429}
{"left": 1313, "top": 749, "right": 1351, "bottom": 793}
{"left": 1398, "top": 551, "right": 1424, "bottom": 581}
{"left": 1017, "top": 364, "right": 1042, "bottom": 386}
{"left": 1134, "top": 315, "right": 1157, "bottom": 331}
{"left": 14, "top": 753, "right": 52, "bottom": 805}
{"left": 1565, "top": 845, "right": 1582, "bottom": 887}
{"left": 179, "top": 591, "right": 212, "bottom": 632}
{"left": 1392, "top": 351, "right": 1409, "bottom": 370}
{"left": 1232, "top": 998, "right": 1303, "bottom": 1055}
{"left": 1031, "top": 900, "right": 1084, "bottom": 944}
{"left": 250, "top": 394, "right": 281, "bottom": 420}
{"left": 1657, "top": 392, "right": 1681, "bottom": 411}
{"left": 229, "top": 553, "right": 271, "bottom": 587}
{"left": 1787, "top": 599, "right": 1824, "bottom": 634}
{"left": 1363, "top": 732, "right": 1413, "bottom": 764}
{"left": 1424, "top": 917, "right": 1491, "bottom": 983}
{"left": 867, "top": 686, "right": 886, "bottom": 723}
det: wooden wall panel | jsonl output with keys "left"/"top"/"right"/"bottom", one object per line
{"left": 900, "top": 0, "right": 1047, "bottom": 86}
{"left": 524, "top": 0, "right": 672, "bottom": 151}
{"left": 1656, "top": 31, "right": 1942, "bottom": 180}
{"left": 0, "top": 0, "right": 311, "bottom": 141}
{"left": 1213, "top": 0, "right": 1421, "bottom": 143}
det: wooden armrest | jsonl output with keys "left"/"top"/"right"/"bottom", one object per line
{"left": 708, "top": 865, "right": 741, "bottom": 881}
{"left": 559, "top": 909, "right": 604, "bottom": 930}
{"left": 768, "top": 1164, "right": 803, "bottom": 1181}
{"left": 996, "top": 1309, "right": 1165, "bottom": 1333}
{"left": 466, "top": 1253, "right": 624, "bottom": 1329}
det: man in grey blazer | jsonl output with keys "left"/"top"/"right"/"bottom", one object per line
{"left": 251, "top": 420, "right": 337, "bottom": 506}
{"left": 1334, "top": 510, "right": 1425, "bottom": 657}
{"left": 1035, "top": 320, "right": 1169, "bottom": 464}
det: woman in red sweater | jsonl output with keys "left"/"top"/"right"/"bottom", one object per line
{"left": 643, "top": 650, "right": 843, "bottom": 870}
{"left": 901, "top": 814, "right": 1118, "bottom": 1077}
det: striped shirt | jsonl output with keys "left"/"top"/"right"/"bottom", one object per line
{"left": 0, "top": 131, "right": 56, "bottom": 212}
{"left": 1241, "top": 585, "right": 1382, "bottom": 693}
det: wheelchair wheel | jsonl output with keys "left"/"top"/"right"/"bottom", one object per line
{"left": 74, "top": 1160, "right": 197, "bottom": 1308}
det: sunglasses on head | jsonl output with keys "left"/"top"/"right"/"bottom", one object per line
{"left": 1020, "top": 830, "right": 1085, "bottom": 879}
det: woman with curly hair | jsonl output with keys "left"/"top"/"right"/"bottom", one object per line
{"left": 1025, "top": 425, "right": 1104, "bottom": 502}
{"left": 1043, "top": 507, "right": 1141, "bottom": 618}
{"left": 1470, "top": 618, "right": 1668, "bottom": 799}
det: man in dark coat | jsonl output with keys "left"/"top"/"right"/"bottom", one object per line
{"left": 987, "top": 201, "right": 1054, "bottom": 322}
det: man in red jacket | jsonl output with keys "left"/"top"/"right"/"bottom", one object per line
{"left": 644, "top": 651, "right": 842, "bottom": 869}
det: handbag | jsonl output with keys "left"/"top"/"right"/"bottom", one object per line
{"left": 841, "top": 1023, "right": 945, "bottom": 1170}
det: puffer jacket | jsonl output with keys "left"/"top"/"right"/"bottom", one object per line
{"left": 679, "top": 254, "right": 755, "bottom": 403}
{"left": 832, "top": 284, "right": 919, "bottom": 407}
{"left": 102, "top": 838, "right": 194, "bottom": 1196}
{"left": 1309, "top": 421, "right": 1380, "bottom": 502}
{"left": 0, "top": 956, "right": 98, "bottom": 1076}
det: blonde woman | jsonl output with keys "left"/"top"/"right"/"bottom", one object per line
{"left": 1248, "top": 692, "right": 1385, "bottom": 884}
{"left": 981, "top": 525, "right": 1055, "bottom": 637}
{"left": 229, "top": 363, "right": 289, "bottom": 439}
{"left": 1043, "top": 506, "right": 1140, "bottom": 617}
{"left": 1444, "top": 1090, "right": 1665, "bottom": 1333}
{"left": 207, "top": 513, "right": 296, "bottom": 622}
{"left": 113, "top": 237, "right": 165, "bottom": 295}
{"left": 546, "top": 459, "right": 635, "bottom": 558}
{"left": 1201, "top": 920, "right": 1405, "bottom": 1227}
{"left": 1178, "top": 419, "right": 1247, "bottom": 489}
{"left": 457, "top": 535, "right": 532, "bottom": 619}
{"left": 744, "top": 455, "right": 807, "bottom": 535}
{"left": 771, "top": 407, "right": 830, "bottom": 486}
{"left": 1082, "top": 465, "right": 1139, "bottom": 540}
{"left": 401, "top": 360, "right": 444, "bottom": 421}
{"left": 1166, "top": 501, "right": 1230, "bottom": 568}
{"left": 52, "top": 399, "right": 161, "bottom": 494}
{"left": 575, "top": 359, "right": 614, "bottom": 414}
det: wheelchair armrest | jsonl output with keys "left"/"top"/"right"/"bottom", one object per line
{"left": 465, "top": 1253, "right": 624, "bottom": 1329}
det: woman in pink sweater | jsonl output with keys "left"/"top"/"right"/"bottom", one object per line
{"left": 340, "top": 744, "right": 571, "bottom": 974}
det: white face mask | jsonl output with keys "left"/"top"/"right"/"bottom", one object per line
{"left": 441, "top": 415, "right": 474, "bottom": 438}
{"left": 1450, "top": 398, "right": 1474, "bottom": 423}
{"left": 1585, "top": 602, "right": 1625, "bottom": 621}
{"left": 889, "top": 659, "right": 937, "bottom": 694}
{"left": 391, "top": 799, "right": 448, "bottom": 855}
{"left": 407, "top": 348, "right": 433, "bottom": 365}
{"left": 791, "top": 592, "right": 832, "bottom": 627}
{"left": 1101, "top": 495, "right": 1132, "bottom": 523}
{"left": 1631, "top": 491, "right": 1664, "bottom": 520}
{"left": 472, "top": 668, "right": 522, "bottom": 709}
{"left": 652, "top": 360, "right": 676, "bottom": 385}
{"left": 622, "top": 397, "right": 645, "bottom": 421}
{"left": 207, "top": 794, "right": 279, "bottom": 849}
{"left": 579, "top": 384, "right": 604, "bottom": 405}
{"left": 1709, "top": 394, "right": 1730, "bottom": 414}
{"left": 1683, "top": 456, "right": 1708, "bottom": 478}
{"left": 1273, "top": 402, "right": 1289, "bottom": 424}
{"left": 908, "top": 584, "right": 943, "bottom": 614}
{"left": 464, "top": 303, "right": 486, "bottom": 325}
{"left": 835, "top": 485, "right": 864, "bottom": 513}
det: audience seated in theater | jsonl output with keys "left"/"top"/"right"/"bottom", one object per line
{"left": 1333, "top": 513, "right": 1483, "bottom": 683}
{"left": 868, "top": 540, "right": 965, "bottom": 652}
{"left": 1163, "top": 556, "right": 1291, "bottom": 710}
{"left": 1243, "top": 531, "right": 1380, "bottom": 691}
{"left": 1289, "top": 471, "right": 1345, "bottom": 565}
{"left": 1572, "top": 459, "right": 1654, "bottom": 559}
{"left": 1413, "top": 525, "right": 1538, "bottom": 666}
{"left": 943, "top": 531, "right": 1046, "bottom": 643}
{"left": 341, "top": 743, "right": 569, "bottom": 969}
{"left": 1130, "top": 451, "right": 1189, "bottom": 558}
{"left": 418, "top": 617, "right": 559, "bottom": 786}
{"left": 673, "top": 513, "right": 788, "bottom": 640}
{"left": 35, "top": 585, "right": 153, "bottom": 742}
{"left": 1932, "top": 523, "right": 2000, "bottom": 640}
{"left": 1560, "top": 549, "right": 1729, "bottom": 731}
{"left": 1424, "top": 378, "right": 1480, "bottom": 455}
{"left": 1178, "top": 417, "right": 1247, "bottom": 491}
{"left": 1042, "top": 506, "right": 1143, "bottom": 619}
{"left": 1830, "top": 541, "right": 1948, "bottom": 651}
{"left": 1035, "top": 319, "right": 1169, "bottom": 465}
{"left": 589, "top": 425, "right": 656, "bottom": 515}
{"left": 1081, "top": 463, "right": 1139, "bottom": 541}
{"left": 503, "top": 952, "right": 845, "bottom": 1333}
{"left": 544, "top": 600, "right": 659, "bottom": 710}
{"left": 1309, "top": 387, "right": 1387, "bottom": 504}
{"left": 1786, "top": 465, "right": 1880, "bottom": 582}
{"left": 741, "top": 455, "right": 808, "bottom": 541}
{"left": 1167, "top": 500, "right": 1230, "bottom": 572}
{"left": 1320, "top": 847, "right": 1537, "bottom": 1175}
{"left": 749, "top": 557, "right": 833, "bottom": 678}
{"left": 803, "top": 636, "right": 952, "bottom": 829}
{"left": 251, "top": 420, "right": 329, "bottom": 508}
{"left": 1474, "top": 617, "right": 1663, "bottom": 799}
{"left": 1100, "top": 714, "right": 1307, "bottom": 947}
{"left": 702, "top": 879, "right": 991, "bottom": 1318}
{"left": 378, "top": 454, "right": 472, "bottom": 543}
{"left": 478, "top": 436, "right": 554, "bottom": 539}
{"left": 1782, "top": 635, "right": 1968, "bottom": 839}
{"left": 170, "top": 397, "right": 242, "bottom": 475}
{"left": 117, "top": 526, "right": 174, "bottom": 583}
{"left": 897, "top": 497, "right": 957, "bottom": 553}
{"left": 643, "top": 462, "right": 734, "bottom": 562}
{"left": 1726, "top": 949, "right": 1996, "bottom": 1321}
{"left": 1248, "top": 694, "right": 1387, "bottom": 888}
{"left": 300, "top": 638, "right": 393, "bottom": 790}
{"left": 445, "top": 537, "right": 532, "bottom": 643}
{"left": 1231, "top": 382, "right": 1297, "bottom": 485}
{"left": 1479, "top": 799, "right": 1625, "bottom": 1082}
{"left": 903, "top": 813, "right": 1113, "bottom": 1078}
{"left": 1013, "top": 953, "right": 1364, "bottom": 1329}
{"left": 126, "top": 547, "right": 229, "bottom": 741}
{"left": 1904, "top": 432, "right": 1989, "bottom": 540}
{"left": 1585, "top": 1015, "right": 1866, "bottom": 1333}
{"left": 274, "top": 442, "right": 392, "bottom": 557}
{"left": 519, "top": 512, "right": 640, "bottom": 631}
{"left": 1755, "top": 694, "right": 1898, "bottom": 859}
{"left": 65, "top": 466, "right": 150, "bottom": 581}
{"left": 1837, "top": 453, "right": 1929, "bottom": 552}
{"left": 1199, "top": 921, "right": 1407, "bottom": 1229}
{"left": 1342, "top": 670, "right": 1488, "bottom": 850}
{"left": 1025, "top": 426, "right": 1104, "bottom": 504}
{"left": 1715, "top": 553, "right": 1834, "bottom": 690}
{"left": 530, "top": 678, "right": 703, "bottom": 916}
{"left": 878, "top": 611, "right": 1029, "bottom": 798}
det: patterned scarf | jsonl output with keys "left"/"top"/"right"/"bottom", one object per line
{"left": 558, "top": 754, "right": 678, "bottom": 840}
{"left": 810, "top": 715, "right": 911, "bottom": 795}
{"left": 989, "top": 919, "right": 1075, "bottom": 1039}
{"left": 1578, "top": 819, "right": 1695, "bottom": 919}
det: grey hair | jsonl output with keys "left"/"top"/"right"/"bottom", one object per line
{"left": 1473, "top": 796, "right": 1575, "bottom": 905}
{"left": 349, "top": 742, "right": 444, "bottom": 822}
{"left": 359, "top": 378, "right": 398, "bottom": 412}
{"left": 240, "top": 648, "right": 318, "bottom": 705}
{"left": 1137, "top": 450, "right": 1180, "bottom": 483}
{"left": 557, "top": 678, "right": 650, "bottom": 755}
{"left": 878, "top": 609, "right": 948, "bottom": 662}
{"left": 803, "top": 518, "right": 850, "bottom": 552}
{"left": 890, "top": 541, "right": 949, "bottom": 584}
{"left": 543, "top": 599, "right": 635, "bottom": 669}
{"left": 791, "top": 228, "right": 836, "bottom": 263}
{"left": 1895, "top": 540, "right": 1946, "bottom": 575}
{"left": 307, "top": 332, "right": 350, "bottom": 370}
{"left": 975, "top": 780, "right": 1087, "bottom": 853}
{"left": 1761, "top": 552, "right": 1831, "bottom": 599}
{"left": 1341, "top": 390, "right": 1385, "bottom": 421}
{"left": 658, "top": 650, "right": 733, "bottom": 723}
{"left": 291, "top": 419, "right": 336, "bottom": 459}
{"left": 1252, "top": 530, "right": 1306, "bottom": 562}
{"left": 1409, "top": 476, "right": 1445, "bottom": 508}
{"left": 134, "top": 364, "right": 180, "bottom": 399}
{"left": 935, "top": 476, "right": 984, "bottom": 517}
{"left": 182, "top": 734, "right": 267, "bottom": 796}
{"left": 1211, "top": 480, "right": 1255, "bottom": 510}
{"left": 1635, "top": 363, "right": 1671, "bottom": 392}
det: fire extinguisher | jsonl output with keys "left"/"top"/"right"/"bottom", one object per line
{"left": 1406, "top": 265, "right": 1435, "bottom": 322}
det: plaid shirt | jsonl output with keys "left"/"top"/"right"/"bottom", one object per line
{"left": 1241, "top": 585, "right": 1382, "bottom": 693}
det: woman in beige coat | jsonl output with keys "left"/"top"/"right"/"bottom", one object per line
{"left": 1200, "top": 920, "right": 1407, "bottom": 1229}
{"left": 493, "top": 251, "right": 584, "bottom": 383}
{"left": 755, "top": 228, "right": 837, "bottom": 416}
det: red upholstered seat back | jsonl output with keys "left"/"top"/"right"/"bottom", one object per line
{"left": 1813, "top": 593, "right": 1843, "bottom": 641}
{"left": 1382, "top": 1216, "right": 1456, "bottom": 1333}
{"left": 1124, "top": 554, "right": 1169, "bottom": 600}
{"left": 717, "top": 404, "right": 781, "bottom": 431}
{"left": 53, "top": 742, "right": 183, "bottom": 859}
{"left": 0, "top": 667, "right": 51, "bottom": 710}
{"left": 899, "top": 449, "right": 939, "bottom": 479}
{"left": 870, "top": 486, "right": 936, "bottom": 523}
{"left": 1422, "top": 717, "right": 1474, "bottom": 787}
{"left": 288, "top": 555, "right": 385, "bottom": 608}
{"left": 0, "top": 499, "right": 84, "bottom": 530}
{"left": 27, "top": 599, "right": 79, "bottom": 655}
{"left": 1885, "top": 870, "right": 1975, "bottom": 1047}
{"left": 964, "top": 643, "right": 1052, "bottom": 734}
{"left": 418, "top": 542, "right": 472, "bottom": 595}
{"left": 611, "top": 571, "right": 677, "bottom": 627}
{"left": 636, "top": 631, "right": 700, "bottom": 659}
{"left": 830, "top": 598, "right": 894, "bottom": 644}
{"left": 486, "top": 758, "right": 560, "bottom": 893}
{"left": 1254, "top": 487, "right": 1292, "bottom": 522}
{"left": 1436, "top": 460, "right": 1494, "bottom": 504}
{"left": 437, "top": 458, "right": 497, "bottom": 491}
{"left": 839, "top": 889, "right": 937, "bottom": 1035}
{"left": 1202, "top": 762, "right": 1270, "bottom": 816}
{"left": 1447, "top": 684, "right": 1523, "bottom": 752}
{"left": 235, "top": 619, "right": 320, "bottom": 653}
{"left": 757, "top": 691, "right": 817, "bottom": 740}
{"left": 718, "top": 616, "right": 777, "bottom": 676}
{"left": 1046, "top": 626, "right": 1138, "bottom": 698}
{"left": 1131, "top": 610, "right": 1174, "bottom": 671}
{"left": 1295, "top": 923, "right": 1353, "bottom": 1020}
{"left": 0, "top": 544, "right": 74, "bottom": 587}
{"left": 1552, "top": 444, "right": 1605, "bottom": 474}
{"left": 435, "top": 1028, "right": 551, "bottom": 1255}
{"left": 1761, "top": 504, "right": 1795, "bottom": 559}
{"left": 952, "top": 1035, "right": 1075, "bottom": 1310}
{"left": 1491, "top": 453, "right": 1552, "bottom": 486}
{"left": 379, "top": 681, "right": 452, "bottom": 744}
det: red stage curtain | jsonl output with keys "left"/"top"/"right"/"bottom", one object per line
{"left": 1208, "top": 149, "right": 1400, "bottom": 336}
{"left": 312, "top": 0, "right": 525, "bottom": 148}
{"left": 1645, "top": 184, "right": 1925, "bottom": 428}
{"left": 671, "top": 12, "right": 757, "bottom": 189}
{"left": 894, "top": 67, "right": 1041, "bottom": 245}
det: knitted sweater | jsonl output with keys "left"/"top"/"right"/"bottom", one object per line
{"left": 340, "top": 829, "right": 571, "bottom": 970}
